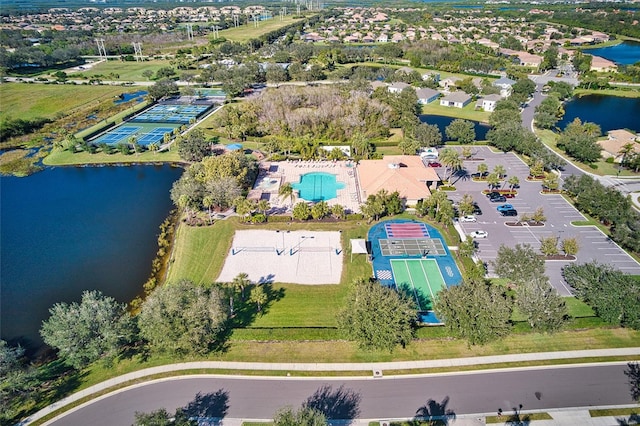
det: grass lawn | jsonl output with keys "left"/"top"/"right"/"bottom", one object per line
{"left": 574, "top": 87, "right": 640, "bottom": 99}
{"left": 421, "top": 101, "right": 491, "bottom": 124}
{"left": 44, "top": 147, "right": 182, "bottom": 166}
{"left": 71, "top": 59, "right": 173, "bottom": 81}
{"left": 219, "top": 15, "right": 308, "bottom": 43}
{"left": 0, "top": 83, "right": 126, "bottom": 121}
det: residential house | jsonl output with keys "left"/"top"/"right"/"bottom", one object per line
{"left": 388, "top": 82, "right": 412, "bottom": 94}
{"left": 422, "top": 72, "right": 440, "bottom": 84}
{"left": 440, "top": 91, "right": 472, "bottom": 108}
{"left": 416, "top": 88, "right": 440, "bottom": 105}
{"left": 439, "top": 76, "right": 461, "bottom": 90}
{"left": 590, "top": 55, "right": 618, "bottom": 72}
{"left": 492, "top": 76, "right": 516, "bottom": 97}
{"left": 599, "top": 129, "right": 640, "bottom": 163}
{"left": 476, "top": 94, "right": 502, "bottom": 112}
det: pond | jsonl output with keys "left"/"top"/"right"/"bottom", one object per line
{"left": 419, "top": 115, "right": 491, "bottom": 141}
{"left": 586, "top": 41, "right": 640, "bottom": 65}
{"left": 0, "top": 165, "right": 182, "bottom": 354}
{"left": 558, "top": 94, "right": 640, "bottom": 133}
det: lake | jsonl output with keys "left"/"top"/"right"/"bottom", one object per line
{"left": 0, "top": 165, "right": 182, "bottom": 354}
{"left": 419, "top": 115, "right": 490, "bottom": 141}
{"left": 558, "top": 95, "right": 640, "bottom": 133}
{"left": 586, "top": 41, "right": 640, "bottom": 65}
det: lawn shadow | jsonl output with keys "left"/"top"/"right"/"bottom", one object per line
{"left": 501, "top": 404, "right": 530, "bottom": 426}
{"left": 229, "top": 282, "right": 286, "bottom": 330}
{"left": 180, "top": 389, "right": 229, "bottom": 420}
{"left": 413, "top": 396, "right": 456, "bottom": 426}
{"left": 303, "top": 384, "right": 361, "bottom": 422}
{"left": 37, "top": 359, "right": 87, "bottom": 407}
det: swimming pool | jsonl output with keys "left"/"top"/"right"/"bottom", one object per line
{"left": 292, "top": 172, "right": 345, "bottom": 202}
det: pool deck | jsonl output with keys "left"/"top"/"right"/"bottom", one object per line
{"left": 248, "top": 160, "right": 362, "bottom": 214}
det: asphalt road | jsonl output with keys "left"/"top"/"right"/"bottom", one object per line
{"left": 46, "top": 364, "right": 636, "bottom": 425}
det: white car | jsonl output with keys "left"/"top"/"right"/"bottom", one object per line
{"left": 459, "top": 215, "right": 477, "bottom": 223}
{"left": 470, "top": 230, "right": 488, "bottom": 239}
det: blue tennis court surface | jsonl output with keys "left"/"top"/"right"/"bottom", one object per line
{"left": 368, "top": 219, "right": 463, "bottom": 324}
{"left": 131, "top": 104, "right": 211, "bottom": 124}
{"left": 93, "top": 125, "right": 177, "bottom": 146}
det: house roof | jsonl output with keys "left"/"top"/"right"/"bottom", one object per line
{"left": 389, "top": 82, "right": 412, "bottom": 91}
{"left": 357, "top": 155, "right": 440, "bottom": 201}
{"left": 599, "top": 129, "right": 640, "bottom": 156}
{"left": 416, "top": 87, "right": 440, "bottom": 100}
{"left": 482, "top": 93, "right": 503, "bottom": 102}
{"left": 493, "top": 76, "right": 515, "bottom": 86}
{"left": 441, "top": 91, "right": 471, "bottom": 103}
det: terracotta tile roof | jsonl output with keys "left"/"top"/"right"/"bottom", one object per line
{"left": 357, "top": 155, "right": 440, "bottom": 201}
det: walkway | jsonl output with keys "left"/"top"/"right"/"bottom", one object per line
{"left": 22, "top": 348, "right": 640, "bottom": 425}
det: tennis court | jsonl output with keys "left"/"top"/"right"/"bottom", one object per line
{"left": 391, "top": 259, "right": 446, "bottom": 311}
{"left": 379, "top": 238, "right": 446, "bottom": 257}
{"left": 131, "top": 104, "right": 211, "bottom": 124}
{"left": 93, "top": 123, "right": 178, "bottom": 146}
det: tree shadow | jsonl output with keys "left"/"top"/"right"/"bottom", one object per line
{"left": 37, "top": 358, "right": 87, "bottom": 406}
{"left": 624, "top": 361, "right": 640, "bottom": 402}
{"left": 616, "top": 412, "right": 639, "bottom": 425}
{"left": 501, "top": 404, "right": 530, "bottom": 426}
{"left": 228, "top": 283, "right": 286, "bottom": 332}
{"left": 451, "top": 168, "right": 470, "bottom": 184}
{"left": 180, "top": 389, "right": 229, "bottom": 420}
{"left": 413, "top": 396, "right": 456, "bottom": 426}
{"left": 303, "top": 384, "right": 361, "bottom": 421}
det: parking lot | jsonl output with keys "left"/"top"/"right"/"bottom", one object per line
{"left": 442, "top": 146, "right": 640, "bottom": 296}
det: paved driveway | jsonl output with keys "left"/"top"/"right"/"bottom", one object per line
{"left": 442, "top": 146, "right": 640, "bottom": 295}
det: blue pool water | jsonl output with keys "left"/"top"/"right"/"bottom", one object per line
{"left": 292, "top": 172, "right": 345, "bottom": 202}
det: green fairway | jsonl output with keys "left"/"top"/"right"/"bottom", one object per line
{"left": 74, "top": 59, "right": 173, "bottom": 81}
{"left": 220, "top": 15, "right": 307, "bottom": 43}
{"left": 0, "top": 83, "right": 125, "bottom": 120}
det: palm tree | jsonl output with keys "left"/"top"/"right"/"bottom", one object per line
{"left": 257, "top": 199, "right": 270, "bottom": 217}
{"left": 493, "top": 164, "right": 506, "bottom": 179}
{"left": 148, "top": 142, "right": 159, "bottom": 155}
{"left": 476, "top": 163, "right": 488, "bottom": 179}
{"left": 128, "top": 135, "right": 139, "bottom": 156}
{"left": 232, "top": 272, "right": 251, "bottom": 300}
{"left": 439, "top": 148, "right": 462, "bottom": 182}
{"left": 508, "top": 176, "right": 520, "bottom": 191}
{"left": 249, "top": 285, "right": 268, "bottom": 312}
{"left": 203, "top": 196, "right": 214, "bottom": 223}
{"left": 486, "top": 172, "right": 501, "bottom": 191}
{"left": 618, "top": 143, "right": 635, "bottom": 168}
{"left": 278, "top": 182, "right": 295, "bottom": 208}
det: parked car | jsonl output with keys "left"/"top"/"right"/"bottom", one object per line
{"left": 470, "top": 230, "right": 488, "bottom": 239}
{"left": 427, "top": 161, "right": 442, "bottom": 168}
{"left": 486, "top": 191, "right": 501, "bottom": 199}
{"left": 459, "top": 215, "right": 477, "bottom": 223}
{"left": 496, "top": 204, "right": 515, "bottom": 212}
{"left": 500, "top": 209, "right": 518, "bottom": 216}
{"left": 472, "top": 203, "right": 483, "bottom": 215}
{"left": 472, "top": 172, "right": 490, "bottom": 179}
{"left": 489, "top": 195, "right": 507, "bottom": 203}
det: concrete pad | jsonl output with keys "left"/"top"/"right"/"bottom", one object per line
{"left": 217, "top": 230, "right": 343, "bottom": 285}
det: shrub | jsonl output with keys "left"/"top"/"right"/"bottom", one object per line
{"left": 605, "top": 157, "right": 615, "bottom": 164}
{"left": 267, "top": 215, "right": 292, "bottom": 223}
{"left": 346, "top": 213, "right": 364, "bottom": 221}
{"left": 588, "top": 163, "right": 598, "bottom": 169}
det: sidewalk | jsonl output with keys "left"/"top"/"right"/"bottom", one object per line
{"left": 23, "top": 348, "right": 640, "bottom": 425}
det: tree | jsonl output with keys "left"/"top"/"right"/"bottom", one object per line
{"left": 486, "top": 172, "right": 500, "bottom": 191}
{"left": 445, "top": 119, "right": 475, "bottom": 144}
{"left": 201, "top": 151, "right": 254, "bottom": 187}
{"left": 1, "top": 340, "right": 37, "bottom": 422}
{"left": 178, "top": 129, "right": 211, "bottom": 162}
{"left": 561, "top": 237, "right": 579, "bottom": 257}
{"left": 249, "top": 285, "right": 268, "bottom": 312}
{"left": 433, "top": 278, "right": 513, "bottom": 345}
{"left": 412, "top": 122, "right": 442, "bottom": 147}
{"left": 138, "top": 280, "right": 229, "bottom": 355}
{"left": 311, "top": 200, "right": 329, "bottom": 220}
{"left": 133, "top": 409, "right": 194, "bottom": 426}
{"left": 233, "top": 197, "right": 254, "bottom": 222}
{"left": 439, "top": 147, "right": 462, "bottom": 182}
{"left": 557, "top": 118, "right": 602, "bottom": 163}
{"left": 508, "top": 176, "right": 520, "bottom": 190}
{"left": 273, "top": 406, "right": 327, "bottom": 426}
{"left": 141, "top": 69, "right": 154, "bottom": 81}
{"left": 492, "top": 244, "right": 545, "bottom": 286}
{"left": 476, "top": 163, "right": 488, "bottom": 178}
{"left": 331, "top": 204, "right": 345, "bottom": 220}
{"left": 461, "top": 146, "right": 473, "bottom": 160}
{"left": 279, "top": 182, "right": 295, "bottom": 208}
{"left": 361, "top": 195, "right": 385, "bottom": 223}
{"left": 40, "top": 290, "right": 134, "bottom": 369}
{"left": 257, "top": 199, "right": 271, "bottom": 217}
{"left": 516, "top": 274, "right": 568, "bottom": 332}
{"left": 337, "top": 278, "right": 416, "bottom": 351}
{"left": 292, "top": 202, "right": 311, "bottom": 221}
{"left": 563, "top": 262, "right": 640, "bottom": 329}
{"left": 458, "top": 235, "right": 477, "bottom": 258}
{"left": 148, "top": 78, "right": 179, "bottom": 101}
{"left": 231, "top": 272, "right": 251, "bottom": 300}
{"left": 539, "top": 236, "right": 559, "bottom": 256}
{"left": 205, "top": 177, "right": 242, "bottom": 210}
{"left": 398, "top": 137, "right": 421, "bottom": 155}
{"left": 458, "top": 193, "right": 475, "bottom": 216}
{"left": 542, "top": 172, "right": 559, "bottom": 191}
